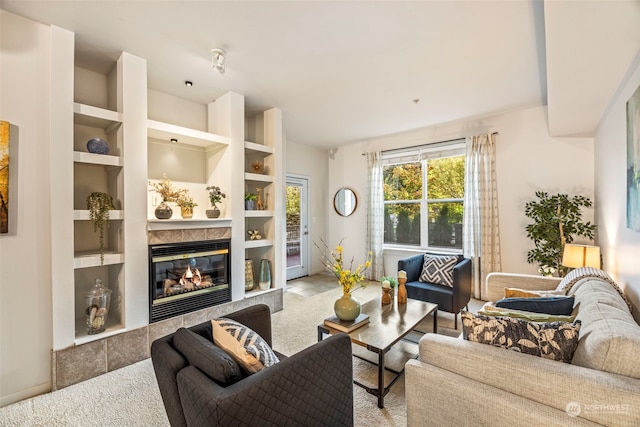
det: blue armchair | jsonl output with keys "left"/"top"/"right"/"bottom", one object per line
{"left": 398, "top": 253, "right": 472, "bottom": 329}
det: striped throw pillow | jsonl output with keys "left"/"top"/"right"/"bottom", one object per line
{"left": 211, "top": 318, "right": 279, "bottom": 374}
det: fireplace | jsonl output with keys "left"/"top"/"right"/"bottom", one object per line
{"left": 149, "top": 239, "right": 231, "bottom": 323}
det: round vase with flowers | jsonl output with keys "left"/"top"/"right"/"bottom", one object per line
{"left": 315, "top": 238, "right": 372, "bottom": 321}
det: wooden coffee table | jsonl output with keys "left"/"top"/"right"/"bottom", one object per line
{"left": 318, "top": 297, "right": 438, "bottom": 408}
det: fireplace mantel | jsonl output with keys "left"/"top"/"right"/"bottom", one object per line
{"left": 147, "top": 218, "right": 232, "bottom": 232}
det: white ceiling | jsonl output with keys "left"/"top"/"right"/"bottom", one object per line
{"left": 1, "top": 0, "right": 639, "bottom": 147}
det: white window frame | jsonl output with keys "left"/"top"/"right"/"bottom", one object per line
{"left": 381, "top": 140, "right": 465, "bottom": 251}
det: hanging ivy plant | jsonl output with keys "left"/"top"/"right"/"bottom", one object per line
{"left": 524, "top": 191, "right": 596, "bottom": 277}
{"left": 87, "top": 192, "right": 115, "bottom": 265}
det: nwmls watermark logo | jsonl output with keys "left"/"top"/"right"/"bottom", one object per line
{"left": 566, "top": 401, "right": 631, "bottom": 417}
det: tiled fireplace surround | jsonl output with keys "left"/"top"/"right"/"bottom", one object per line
{"left": 50, "top": 226, "right": 283, "bottom": 391}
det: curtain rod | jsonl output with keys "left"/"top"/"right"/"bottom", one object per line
{"left": 361, "top": 131, "right": 499, "bottom": 156}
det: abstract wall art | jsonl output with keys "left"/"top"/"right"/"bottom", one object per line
{"left": 0, "top": 121, "right": 9, "bottom": 233}
{"left": 627, "top": 85, "right": 640, "bottom": 231}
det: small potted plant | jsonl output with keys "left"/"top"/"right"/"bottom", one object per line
{"left": 176, "top": 191, "right": 197, "bottom": 219}
{"left": 205, "top": 186, "right": 226, "bottom": 218}
{"left": 149, "top": 174, "right": 182, "bottom": 219}
{"left": 87, "top": 192, "right": 115, "bottom": 265}
{"left": 245, "top": 192, "right": 257, "bottom": 210}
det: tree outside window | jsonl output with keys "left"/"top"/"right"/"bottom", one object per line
{"left": 383, "top": 154, "right": 464, "bottom": 249}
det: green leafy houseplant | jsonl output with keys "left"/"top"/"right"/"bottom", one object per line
{"left": 206, "top": 186, "right": 226, "bottom": 207}
{"left": 176, "top": 191, "right": 197, "bottom": 209}
{"left": 87, "top": 192, "right": 115, "bottom": 265}
{"left": 244, "top": 192, "right": 257, "bottom": 201}
{"left": 525, "top": 191, "right": 596, "bottom": 277}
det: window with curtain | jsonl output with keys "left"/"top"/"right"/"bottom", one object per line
{"left": 382, "top": 140, "right": 465, "bottom": 250}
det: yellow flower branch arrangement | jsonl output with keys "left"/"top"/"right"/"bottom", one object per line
{"left": 315, "top": 238, "right": 372, "bottom": 295}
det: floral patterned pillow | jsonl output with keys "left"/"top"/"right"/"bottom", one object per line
{"left": 461, "top": 311, "right": 581, "bottom": 363}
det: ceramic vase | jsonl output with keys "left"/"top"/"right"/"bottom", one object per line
{"left": 206, "top": 206, "right": 221, "bottom": 218}
{"left": 334, "top": 292, "right": 361, "bottom": 321}
{"left": 180, "top": 207, "right": 193, "bottom": 219}
{"left": 155, "top": 201, "right": 173, "bottom": 219}
{"left": 86, "top": 137, "right": 109, "bottom": 155}
{"left": 258, "top": 259, "right": 272, "bottom": 290}
{"left": 244, "top": 259, "right": 255, "bottom": 291}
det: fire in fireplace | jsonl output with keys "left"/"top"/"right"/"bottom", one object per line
{"left": 149, "top": 239, "right": 231, "bottom": 322}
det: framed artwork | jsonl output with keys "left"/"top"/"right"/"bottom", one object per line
{"left": 628, "top": 85, "right": 640, "bottom": 231}
{"left": 0, "top": 121, "right": 9, "bottom": 234}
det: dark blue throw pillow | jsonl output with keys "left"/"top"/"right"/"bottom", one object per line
{"left": 495, "top": 296, "right": 575, "bottom": 316}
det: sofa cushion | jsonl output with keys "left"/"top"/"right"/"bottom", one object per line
{"left": 212, "top": 318, "right": 280, "bottom": 374}
{"left": 495, "top": 296, "right": 575, "bottom": 315}
{"left": 461, "top": 311, "right": 581, "bottom": 363}
{"left": 419, "top": 253, "right": 458, "bottom": 287}
{"left": 568, "top": 279, "right": 640, "bottom": 379}
{"left": 173, "top": 327, "right": 243, "bottom": 386}
{"left": 504, "top": 287, "right": 566, "bottom": 298}
{"left": 479, "top": 302, "right": 576, "bottom": 323}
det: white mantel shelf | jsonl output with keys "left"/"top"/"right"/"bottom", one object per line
{"left": 147, "top": 218, "right": 232, "bottom": 231}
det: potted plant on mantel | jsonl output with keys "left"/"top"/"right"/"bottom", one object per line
{"left": 87, "top": 192, "right": 115, "bottom": 266}
{"left": 148, "top": 174, "right": 183, "bottom": 220}
{"left": 176, "top": 191, "right": 197, "bottom": 219}
{"left": 206, "top": 186, "right": 226, "bottom": 218}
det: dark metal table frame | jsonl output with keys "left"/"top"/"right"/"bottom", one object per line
{"left": 317, "top": 297, "right": 438, "bottom": 408}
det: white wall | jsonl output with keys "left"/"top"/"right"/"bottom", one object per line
{"left": 284, "top": 140, "right": 329, "bottom": 275}
{"left": 595, "top": 51, "right": 640, "bottom": 321}
{"left": 0, "top": 10, "right": 54, "bottom": 406}
{"left": 328, "top": 105, "right": 595, "bottom": 280}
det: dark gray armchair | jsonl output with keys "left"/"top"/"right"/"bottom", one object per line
{"left": 151, "top": 304, "right": 354, "bottom": 427}
{"left": 398, "top": 253, "right": 472, "bottom": 329}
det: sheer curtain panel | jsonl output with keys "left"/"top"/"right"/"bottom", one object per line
{"left": 463, "top": 133, "right": 501, "bottom": 299}
{"left": 366, "top": 152, "right": 384, "bottom": 280}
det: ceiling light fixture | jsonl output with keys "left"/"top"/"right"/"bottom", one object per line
{"left": 185, "top": 81, "right": 193, "bottom": 87}
{"left": 210, "top": 48, "right": 226, "bottom": 74}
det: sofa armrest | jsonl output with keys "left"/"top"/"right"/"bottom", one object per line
{"left": 415, "top": 333, "right": 640, "bottom": 426}
{"left": 177, "top": 333, "right": 354, "bottom": 426}
{"left": 398, "top": 254, "right": 424, "bottom": 282}
{"left": 485, "top": 272, "right": 562, "bottom": 302}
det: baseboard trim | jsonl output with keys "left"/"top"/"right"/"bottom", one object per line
{"left": 0, "top": 381, "right": 51, "bottom": 408}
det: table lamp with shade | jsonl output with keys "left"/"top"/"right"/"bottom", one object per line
{"left": 562, "top": 244, "right": 601, "bottom": 269}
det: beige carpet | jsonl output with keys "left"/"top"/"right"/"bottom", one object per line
{"left": 0, "top": 280, "right": 476, "bottom": 426}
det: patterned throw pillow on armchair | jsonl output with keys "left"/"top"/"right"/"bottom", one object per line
{"left": 419, "top": 253, "right": 459, "bottom": 287}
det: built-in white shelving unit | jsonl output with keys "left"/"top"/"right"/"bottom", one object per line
{"left": 51, "top": 44, "right": 148, "bottom": 349}
{"left": 51, "top": 33, "right": 284, "bottom": 350}
{"left": 243, "top": 108, "right": 283, "bottom": 297}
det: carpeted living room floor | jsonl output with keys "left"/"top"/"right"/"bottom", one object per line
{"left": 0, "top": 275, "right": 483, "bottom": 427}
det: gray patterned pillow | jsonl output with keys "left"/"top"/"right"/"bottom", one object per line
{"left": 212, "top": 318, "right": 280, "bottom": 374}
{"left": 419, "top": 253, "right": 458, "bottom": 287}
{"left": 461, "top": 311, "right": 581, "bottom": 363}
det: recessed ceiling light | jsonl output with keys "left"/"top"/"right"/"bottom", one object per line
{"left": 185, "top": 81, "right": 193, "bottom": 87}
{"left": 170, "top": 138, "right": 178, "bottom": 144}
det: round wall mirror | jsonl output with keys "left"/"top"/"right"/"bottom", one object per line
{"left": 334, "top": 187, "right": 358, "bottom": 217}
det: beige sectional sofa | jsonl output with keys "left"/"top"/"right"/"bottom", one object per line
{"left": 405, "top": 271, "right": 640, "bottom": 426}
